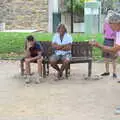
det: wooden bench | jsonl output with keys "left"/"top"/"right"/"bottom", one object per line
{"left": 20, "top": 41, "right": 92, "bottom": 78}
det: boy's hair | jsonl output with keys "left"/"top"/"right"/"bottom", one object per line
{"left": 26, "top": 35, "right": 34, "bottom": 41}
{"left": 25, "top": 35, "right": 34, "bottom": 50}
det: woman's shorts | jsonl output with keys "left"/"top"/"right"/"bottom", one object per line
{"left": 102, "top": 38, "right": 117, "bottom": 59}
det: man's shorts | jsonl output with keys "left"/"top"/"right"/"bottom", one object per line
{"left": 50, "top": 54, "right": 72, "bottom": 62}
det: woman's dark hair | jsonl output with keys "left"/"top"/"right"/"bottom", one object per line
{"left": 26, "top": 35, "right": 34, "bottom": 41}
{"left": 56, "top": 24, "right": 67, "bottom": 33}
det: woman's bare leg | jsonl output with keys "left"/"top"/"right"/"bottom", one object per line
{"left": 105, "top": 58, "right": 109, "bottom": 73}
{"left": 112, "top": 59, "right": 117, "bottom": 78}
{"left": 112, "top": 59, "right": 116, "bottom": 73}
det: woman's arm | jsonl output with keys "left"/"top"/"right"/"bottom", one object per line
{"left": 52, "top": 43, "right": 62, "bottom": 50}
{"left": 61, "top": 44, "right": 72, "bottom": 51}
{"left": 89, "top": 41, "right": 120, "bottom": 53}
{"left": 102, "top": 44, "right": 120, "bottom": 53}
{"left": 52, "top": 43, "right": 72, "bottom": 51}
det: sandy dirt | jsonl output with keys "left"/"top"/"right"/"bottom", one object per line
{"left": 0, "top": 60, "right": 120, "bottom": 120}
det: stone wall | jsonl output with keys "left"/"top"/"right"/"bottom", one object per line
{"left": 0, "top": 0, "right": 48, "bottom": 31}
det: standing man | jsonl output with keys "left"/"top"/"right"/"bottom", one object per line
{"left": 50, "top": 24, "right": 73, "bottom": 80}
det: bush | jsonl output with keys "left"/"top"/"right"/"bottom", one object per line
{"left": 0, "top": 32, "right": 104, "bottom": 59}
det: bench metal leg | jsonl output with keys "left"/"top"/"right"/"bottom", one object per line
{"left": 20, "top": 58, "right": 25, "bottom": 76}
{"left": 43, "top": 63, "right": 46, "bottom": 78}
{"left": 65, "top": 63, "right": 70, "bottom": 78}
{"left": 68, "top": 63, "right": 70, "bottom": 76}
{"left": 46, "top": 62, "right": 49, "bottom": 76}
{"left": 65, "top": 68, "right": 68, "bottom": 78}
{"left": 88, "top": 61, "right": 92, "bottom": 77}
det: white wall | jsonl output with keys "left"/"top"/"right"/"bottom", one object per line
{"left": 74, "top": 23, "right": 85, "bottom": 33}
{"left": 61, "top": 13, "right": 85, "bottom": 33}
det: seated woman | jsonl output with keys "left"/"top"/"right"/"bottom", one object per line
{"left": 90, "top": 10, "right": 120, "bottom": 81}
{"left": 50, "top": 24, "right": 73, "bottom": 80}
{"left": 24, "top": 35, "right": 43, "bottom": 84}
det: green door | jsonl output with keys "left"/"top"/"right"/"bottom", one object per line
{"left": 53, "top": 13, "right": 61, "bottom": 33}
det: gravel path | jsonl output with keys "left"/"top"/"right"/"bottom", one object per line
{"left": 0, "top": 61, "right": 120, "bottom": 120}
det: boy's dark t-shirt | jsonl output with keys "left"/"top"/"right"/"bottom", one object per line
{"left": 29, "top": 42, "right": 43, "bottom": 57}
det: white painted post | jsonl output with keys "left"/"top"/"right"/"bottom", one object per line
{"left": 53, "top": 0, "right": 59, "bottom": 13}
{"left": 48, "top": 0, "right": 53, "bottom": 33}
{"left": 48, "top": 0, "right": 59, "bottom": 33}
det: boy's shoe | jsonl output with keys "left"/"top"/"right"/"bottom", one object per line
{"left": 35, "top": 74, "right": 42, "bottom": 84}
{"left": 113, "top": 73, "right": 117, "bottom": 78}
{"left": 25, "top": 75, "right": 31, "bottom": 84}
{"left": 101, "top": 72, "right": 110, "bottom": 76}
{"left": 56, "top": 71, "right": 63, "bottom": 80}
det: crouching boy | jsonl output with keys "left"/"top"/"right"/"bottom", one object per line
{"left": 24, "top": 35, "right": 43, "bottom": 84}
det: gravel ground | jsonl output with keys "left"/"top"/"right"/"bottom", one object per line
{"left": 0, "top": 60, "right": 120, "bottom": 120}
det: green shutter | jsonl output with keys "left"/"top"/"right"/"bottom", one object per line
{"left": 53, "top": 13, "right": 61, "bottom": 33}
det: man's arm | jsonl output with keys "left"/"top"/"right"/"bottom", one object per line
{"left": 25, "top": 42, "right": 31, "bottom": 58}
{"left": 30, "top": 51, "right": 42, "bottom": 61}
{"left": 25, "top": 50, "right": 31, "bottom": 58}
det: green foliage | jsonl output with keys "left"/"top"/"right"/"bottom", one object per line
{"left": 0, "top": 32, "right": 104, "bottom": 59}
{"left": 0, "top": 32, "right": 53, "bottom": 53}
{"left": 64, "top": 0, "right": 84, "bottom": 15}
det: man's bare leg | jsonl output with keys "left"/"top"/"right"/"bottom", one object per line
{"left": 50, "top": 61, "right": 63, "bottom": 80}
{"left": 33, "top": 58, "right": 43, "bottom": 84}
{"left": 50, "top": 61, "right": 60, "bottom": 72}
{"left": 25, "top": 60, "right": 31, "bottom": 75}
{"left": 60, "top": 60, "right": 70, "bottom": 78}
{"left": 25, "top": 59, "right": 31, "bottom": 83}
{"left": 37, "top": 58, "right": 43, "bottom": 76}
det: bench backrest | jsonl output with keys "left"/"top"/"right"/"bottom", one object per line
{"left": 24, "top": 41, "right": 92, "bottom": 58}
{"left": 72, "top": 42, "right": 92, "bottom": 58}
{"left": 40, "top": 41, "right": 52, "bottom": 57}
